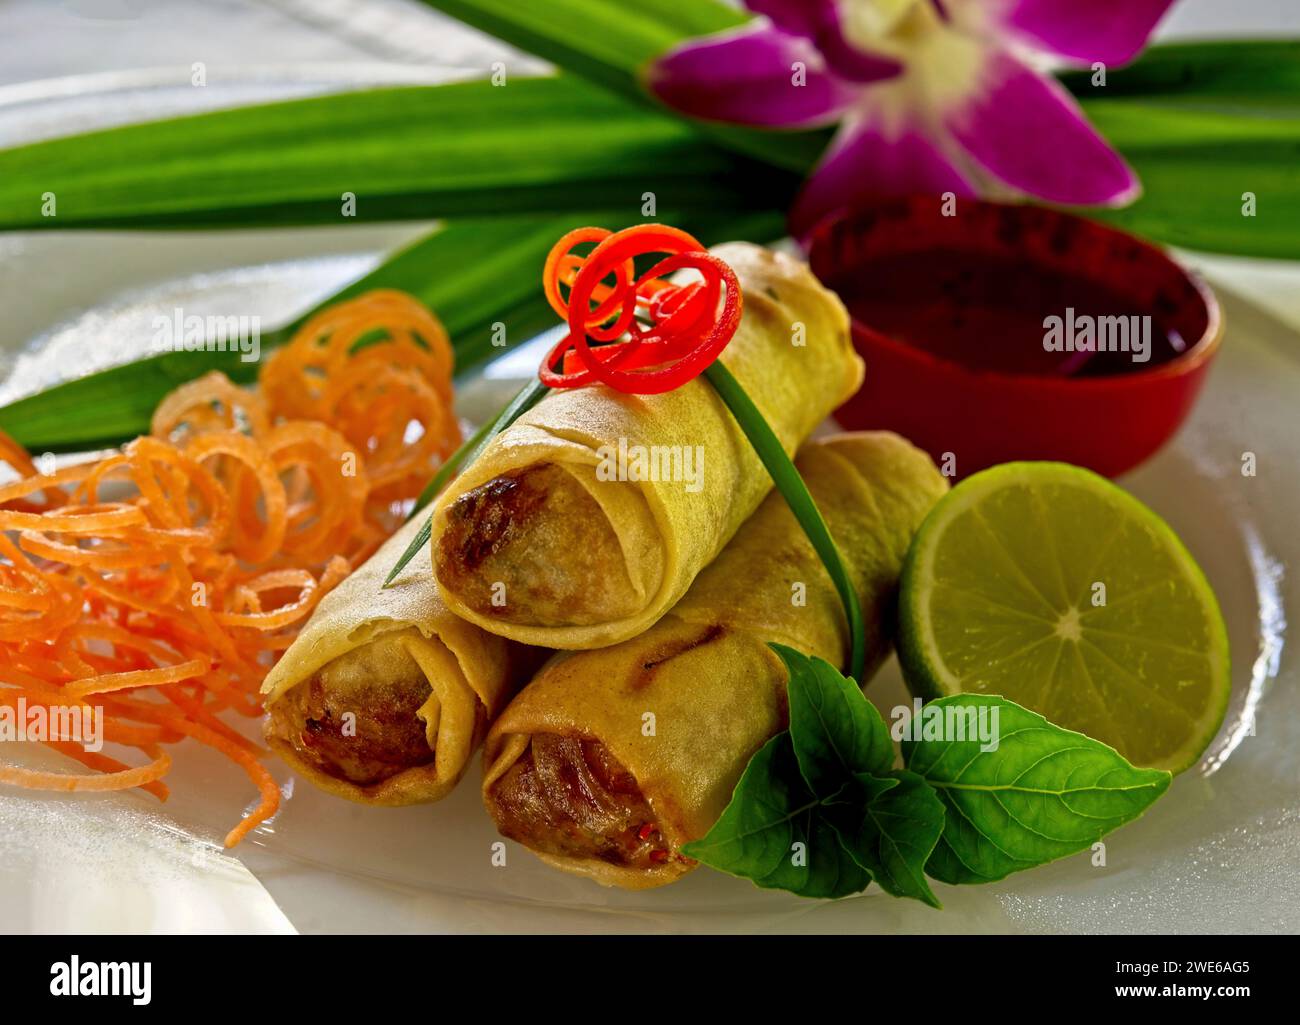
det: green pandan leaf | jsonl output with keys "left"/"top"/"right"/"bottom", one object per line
{"left": 0, "top": 207, "right": 785, "bottom": 453}
{"left": 0, "top": 216, "right": 575, "bottom": 451}
{"left": 421, "top": 0, "right": 743, "bottom": 96}
{"left": 1076, "top": 100, "right": 1300, "bottom": 259}
{"left": 412, "top": 9, "right": 1300, "bottom": 259}
{"left": 1063, "top": 40, "right": 1300, "bottom": 117}
{"left": 902, "top": 695, "right": 1172, "bottom": 885}
{"left": 0, "top": 76, "right": 793, "bottom": 232}
{"left": 416, "top": 0, "right": 830, "bottom": 173}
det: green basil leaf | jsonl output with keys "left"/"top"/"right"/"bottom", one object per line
{"left": 685, "top": 651, "right": 934, "bottom": 902}
{"left": 765, "top": 800, "right": 875, "bottom": 900}
{"left": 829, "top": 772, "right": 898, "bottom": 807}
{"left": 680, "top": 733, "right": 871, "bottom": 899}
{"left": 902, "top": 695, "right": 1171, "bottom": 885}
{"left": 774, "top": 644, "right": 893, "bottom": 796}
{"left": 833, "top": 770, "right": 945, "bottom": 908}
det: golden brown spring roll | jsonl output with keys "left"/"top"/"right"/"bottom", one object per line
{"left": 482, "top": 433, "right": 948, "bottom": 888}
{"left": 432, "top": 243, "right": 864, "bottom": 650}
{"left": 262, "top": 515, "right": 538, "bottom": 805}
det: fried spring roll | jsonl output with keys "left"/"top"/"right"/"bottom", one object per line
{"left": 482, "top": 433, "right": 947, "bottom": 887}
{"left": 432, "top": 243, "right": 864, "bottom": 649}
{"left": 262, "top": 515, "right": 538, "bottom": 805}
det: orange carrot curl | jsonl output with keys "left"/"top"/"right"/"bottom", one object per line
{"left": 0, "top": 291, "right": 460, "bottom": 846}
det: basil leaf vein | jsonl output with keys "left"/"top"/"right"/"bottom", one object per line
{"left": 774, "top": 643, "right": 894, "bottom": 797}
{"left": 903, "top": 695, "right": 1172, "bottom": 884}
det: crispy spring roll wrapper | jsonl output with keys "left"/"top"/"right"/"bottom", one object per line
{"left": 432, "top": 242, "right": 864, "bottom": 649}
{"left": 482, "top": 433, "right": 948, "bottom": 888}
{"left": 261, "top": 515, "right": 540, "bottom": 806}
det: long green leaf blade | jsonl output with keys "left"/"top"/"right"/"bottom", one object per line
{"left": 1064, "top": 39, "right": 1300, "bottom": 116}
{"left": 0, "top": 207, "right": 783, "bottom": 452}
{"left": 0, "top": 204, "right": 783, "bottom": 452}
{"left": 422, "top": 12, "right": 1299, "bottom": 260}
{"left": 0, "top": 216, "right": 574, "bottom": 450}
{"left": 417, "top": 0, "right": 830, "bottom": 172}
{"left": 425, "top": 0, "right": 742, "bottom": 93}
{"left": 1077, "top": 100, "right": 1300, "bottom": 258}
{"left": 0, "top": 77, "right": 793, "bottom": 231}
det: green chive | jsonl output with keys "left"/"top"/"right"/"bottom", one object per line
{"left": 703, "top": 361, "right": 867, "bottom": 683}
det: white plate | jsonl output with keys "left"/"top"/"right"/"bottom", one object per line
{"left": 1, "top": 71, "right": 1296, "bottom": 935}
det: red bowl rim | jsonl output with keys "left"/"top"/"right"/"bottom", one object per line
{"left": 808, "top": 198, "right": 1223, "bottom": 393}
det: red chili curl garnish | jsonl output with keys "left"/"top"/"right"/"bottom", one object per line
{"left": 538, "top": 224, "right": 742, "bottom": 395}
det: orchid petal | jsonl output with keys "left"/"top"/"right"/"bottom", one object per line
{"left": 946, "top": 53, "right": 1139, "bottom": 205}
{"left": 744, "top": 0, "right": 836, "bottom": 37}
{"left": 646, "top": 24, "right": 860, "bottom": 128}
{"left": 815, "top": 16, "right": 906, "bottom": 83}
{"left": 1001, "top": 0, "right": 1177, "bottom": 66}
{"left": 746, "top": 0, "right": 903, "bottom": 82}
{"left": 789, "top": 118, "right": 977, "bottom": 237}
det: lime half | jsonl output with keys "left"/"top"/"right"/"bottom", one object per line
{"left": 898, "top": 462, "right": 1230, "bottom": 773}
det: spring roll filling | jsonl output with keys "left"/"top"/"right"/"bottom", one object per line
{"left": 266, "top": 632, "right": 434, "bottom": 787}
{"left": 488, "top": 734, "right": 678, "bottom": 869}
{"left": 435, "top": 463, "right": 644, "bottom": 626}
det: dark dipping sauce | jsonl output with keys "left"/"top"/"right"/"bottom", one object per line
{"left": 808, "top": 197, "right": 1219, "bottom": 478}
{"left": 837, "top": 251, "right": 1188, "bottom": 378}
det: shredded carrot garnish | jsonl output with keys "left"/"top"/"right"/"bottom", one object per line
{"left": 66, "top": 659, "right": 209, "bottom": 699}
{"left": 261, "top": 289, "right": 457, "bottom": 505}
{"left": 0, "top": 429, "right": 38, "bottom": 479}
{"left": 0, "top": 291, "right": 460, "bottom": 846}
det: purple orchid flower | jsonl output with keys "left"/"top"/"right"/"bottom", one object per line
{"left": 646, "top": 0, "right": 1174, "bottom": 236}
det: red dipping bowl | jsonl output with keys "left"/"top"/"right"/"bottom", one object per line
{"left": 807, "top": 197, "right": 1223, "bottom": 478}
